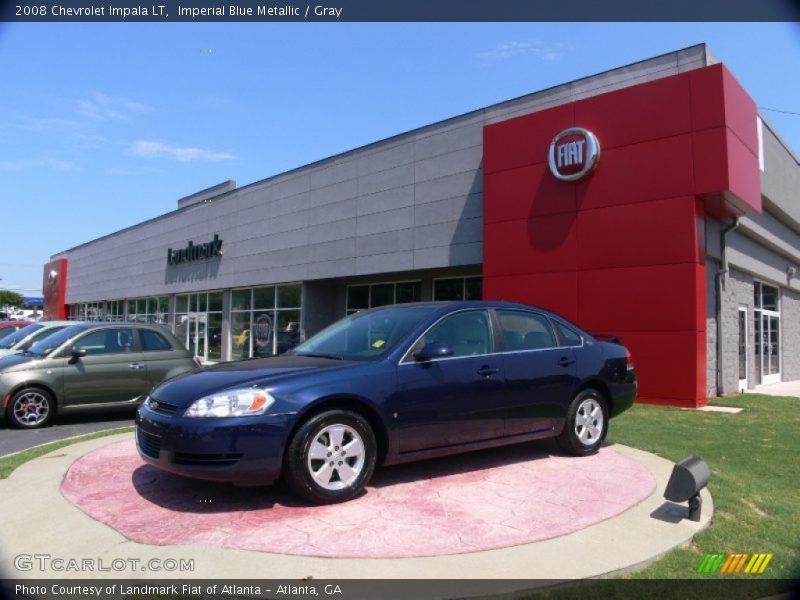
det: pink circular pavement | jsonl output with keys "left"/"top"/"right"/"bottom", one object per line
{"left": 61, "top": 438, "right": 655, "bottom": 558}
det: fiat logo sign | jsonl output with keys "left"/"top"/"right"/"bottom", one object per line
{"left": 548, "top": 127, "right": 600, "bottom": 182}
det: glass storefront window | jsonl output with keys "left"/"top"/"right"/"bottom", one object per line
{"left": 434, "top": 276, "right": 483, "bottom": 302}
{"left": 278, "top": 285, "right": 301, "bottom": 308}
{"left": 231, "top": 289, "right": 251, "bottom": 312}
{"left": 230, "top": 284, "right": 302, "bottom": 359}
{"left": 253, "top": 286, "right": 275, "bottom": 309}
{"left": 346, "top": 281, "right": 422, "bottom": 314}
{"left": 126, "top": 296, "right": 169, "bottom": 324}
{"left": 347, "top": 286, "right": 369, "bottom": 311}
{"left": 371, "top": 284, "right": 394, "bottom": 307}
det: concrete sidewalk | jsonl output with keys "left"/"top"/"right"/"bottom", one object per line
{"left": 753, "top": 380, "right": 800, "bottom": 398}
{"left": 0, "top": 433, "right": 712, "bottom": 596}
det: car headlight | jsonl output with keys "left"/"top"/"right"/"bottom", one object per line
{"left": 185, "top": 388, "right": 275, "bottom": 418}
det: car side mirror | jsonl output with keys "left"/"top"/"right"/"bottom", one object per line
{"left": 414, "top": 341, "right": 453, "bottom": 362}
{"left": 71, "top": 347, "right": 87, "bottom": 359}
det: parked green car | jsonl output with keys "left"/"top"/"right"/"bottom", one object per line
{"left": 0, "top": 322, "right": 200, "bottom": 429}
{"left": 0, "top": 321, "right": 74, "bottom": 358}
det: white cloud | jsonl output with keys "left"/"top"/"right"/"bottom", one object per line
{"left": 479, "top": 40, "right": 564, "bottom": 61}
{"left": 77, "top": 92, "right": 152, "bottom": 121}
{"left": 0, "top": 159, "right": 77, "bottom": 171}
{"left": 130, "top": 140, "right": 235, "bottom": 162}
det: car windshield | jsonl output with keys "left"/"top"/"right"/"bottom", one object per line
{"left": 0, "top": 324, "right": 43, "bottom": 349}
{"left": 0, "top": 327, "right": 23, "bottom": 342}
{"left": 293, "top": 306, "right": 437, "bottom": 361}
{"left": 26, "top": 324, "right": 88, "bottom": 357}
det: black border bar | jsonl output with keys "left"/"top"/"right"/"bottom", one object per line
{"left": 2, "top": 0, "right": 800, "bottom": 22}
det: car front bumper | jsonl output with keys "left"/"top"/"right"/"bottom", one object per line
{"left": 135, "top": 404, "right": 296, "bottom": 484}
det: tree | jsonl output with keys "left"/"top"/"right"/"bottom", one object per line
{"left": 0, "top": 290, "right": 25, "bottom": 308}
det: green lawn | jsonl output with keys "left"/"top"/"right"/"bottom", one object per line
{"left": 536, "top": 393, "right": 799, "bottom": 599}
{"left": 0, "top": 426, "right": 133, "bottom": 479}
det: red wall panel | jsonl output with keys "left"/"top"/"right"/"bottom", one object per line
{"left": 572, "top": 73, "right": 693, "bottom": 151}
{"left": 483, "top": 63, "right": 761, "bottom": 408}
{"left": 483, "top": 272, "right": 579, "bottom": 322}
{"left": 484, "top": 163, "right": 576, "bottom": 223}
{"left": 484, "top": 215, "right": 577, "bottom": 276}
{"left": 42, "top": 258, "right": 68, "bottom": 320}
{"left": 483, "top": 103, "right": 574, "bottom": 175}
{"left": 576, "top": 196, "right": 701, "bottom": 270}
{"left": 577, "top": 263, "right": 704, "bottom": 333}
{"left": 575, "top": 135, "right": 695, "bottom": 210}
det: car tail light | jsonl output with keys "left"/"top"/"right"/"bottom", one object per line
{"left": 626, "top": 349, "right": 635, "bottom": 371}
{"left": 193, "top": 356, "right": 204, "bottom": 367}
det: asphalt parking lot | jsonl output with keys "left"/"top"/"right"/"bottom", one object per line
{"left": 0, "top": 410, "right": 135, "bottom": 456}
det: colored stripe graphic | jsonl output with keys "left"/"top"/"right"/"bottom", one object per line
{"left": 699, "top": 553, "right": 773, "bottom": 574}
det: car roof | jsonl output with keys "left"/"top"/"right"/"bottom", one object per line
{"left": 360, "top": 300, "right": 566, "bottom": 318}
{"left": 70, "top": 321, "right": 168, "bottom": 329}
{"left": 0, "top": 321, "right": 33, "bottom": 328}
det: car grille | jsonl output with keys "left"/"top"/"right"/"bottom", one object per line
{"left": 137, "top": 428, "right": 162, "bottom": 459}
{"left": 171, "top": 452, "right": 243, "bottom": 467}
{"left": 147, "top": 398, "right": 180, "bottom": 416}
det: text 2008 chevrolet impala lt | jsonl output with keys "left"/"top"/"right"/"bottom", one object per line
{"left": 136, "top": 301, "right": 637, "bottom": 504}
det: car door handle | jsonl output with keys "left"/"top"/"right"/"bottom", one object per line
{"left": 477, "top": 366, "right": 500, "bottom": 377}
{"left": 558, "top": 357, "right": 575, "bottom": 367}
{"left": 129, "top": 363, "right": 144, "bottom": 370}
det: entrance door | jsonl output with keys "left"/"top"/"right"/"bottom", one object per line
{"left": 738, "top": 307, "right": 748, "bottom": 392}
{"left": 755, "top": 312, "right": 781, "bottom": 385}
{"left": 189, "top": 312, "right": 207, "bottom": 363}
{"left": 761, "top": 314, "right": 781, "bottom": 385}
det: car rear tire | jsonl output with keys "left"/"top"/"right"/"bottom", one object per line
{"left": 556, "top": 389, "right": 608, "bottom": 456}
{"left": 6, "top": 387, "right": 55, "bottom": 429}
{"left": 283, "top": 410, "right": 377, "bottom": 504}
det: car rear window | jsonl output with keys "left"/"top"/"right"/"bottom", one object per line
{"left": 496, "top": 310, "right": 556, "bottom": 351}
{"left": 140, "top": 330, "right": 173, "bottom": 351}
{"left": 554, "top": 321, "right": 582, "bottom": 347}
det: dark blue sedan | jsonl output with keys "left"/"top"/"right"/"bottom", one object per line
{"left": 136, "top": 301, "right": 637, "bottom": 504}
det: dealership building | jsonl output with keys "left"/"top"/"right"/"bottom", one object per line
{"left": 43, "top": 44, "right": 800, "bottom": 408}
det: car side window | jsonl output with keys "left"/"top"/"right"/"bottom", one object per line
{"left": 28, "top": 326, "right": 67, "bottom": 343}
{"left": 75, "top": 328, "right": 136, "bottom": 355}
{"left": 140, "top": 330, "right": 173, "bottom": 351}
{"left": 496, "top": 310, "right": 556, "bottom": 351}
{"left": 554, "top": 321, "right": 582, "bottom": 347}
{"left": 421, "top": 310, "right": 492, "bottom": 358}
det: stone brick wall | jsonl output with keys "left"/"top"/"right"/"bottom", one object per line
{"left": 781, "top": 286, "right": 800, "bottom": 381}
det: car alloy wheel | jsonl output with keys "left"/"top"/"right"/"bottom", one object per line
{"left": 574, "top": 397, "right": 604, "bottom": 446}
{"left": 556, "top": 389, "right": 608, "bottom": 456}
{"left": 306, "top": 424, "right": 366, "bottom": 491}
{"left": 8, "top": 388, "right": 55, "bottom": 429}
{"left": 284, "top": 409, "right": 377, "bottom": 504}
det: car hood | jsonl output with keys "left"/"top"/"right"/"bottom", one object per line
{"left": 0, "top": 353, "right": 40, "bottom": 372}
{"left": 150, "top": 354, "right": 362, "bottom": 406}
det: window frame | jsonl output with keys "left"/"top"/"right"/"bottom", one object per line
{"left": 346, "top": 280, "right": 423, "bottom": 315}
{"left": 432, "top": 275, "right": 483, "bottom": 302}
{"left": 71, "top": 327, "right": 138, "bottom": 356}
{"left": 138, "top": 328, "right": 175, "bottom": 352}
{"left": 399, "top": 308, "right": 498, "bottom": 364}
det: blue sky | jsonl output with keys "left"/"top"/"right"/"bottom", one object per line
{"left": 1, "top": 23, "right": 798, "bottom": 296}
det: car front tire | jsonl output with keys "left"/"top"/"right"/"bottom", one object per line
{"left": 6, "top": 387, "right": 55, "bottom": 429}
{"left": 556, "top": 389, "right": 608, "bottom": 456}
{"left": 283, "top": 410, "right": 377, "bottom": 505}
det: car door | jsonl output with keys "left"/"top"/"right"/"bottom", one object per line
{"left": 496, "top": 309, "right": 579, "bottom": 436}
{"left": 61, "top": 327, "right": 150, "bottom": 406}
{"left": 392, "top": 309, "right": 506, "bottom": 453}
{"left": 138, "top": 327, "right": 192, "bottom": 387}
